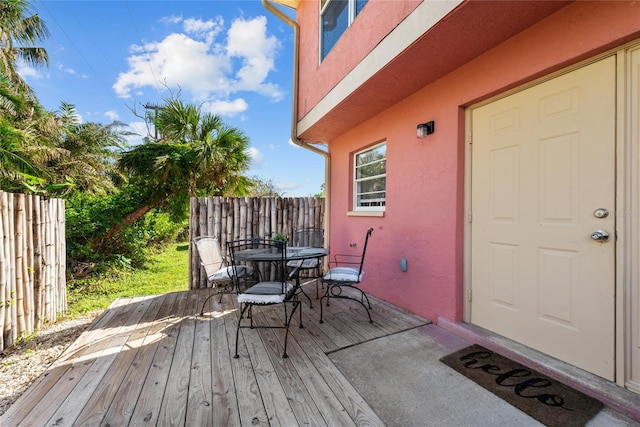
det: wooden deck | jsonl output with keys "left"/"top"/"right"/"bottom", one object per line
{"left": 1, "top": 284, "right": 429, "bottom": 426}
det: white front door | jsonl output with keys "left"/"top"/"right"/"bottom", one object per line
{"left": 470, "top": 57, "right": 616, "bottom": 380}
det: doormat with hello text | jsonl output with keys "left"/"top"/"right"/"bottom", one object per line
{"left": 440, "top": 344, "right": 603, "bottom": 427}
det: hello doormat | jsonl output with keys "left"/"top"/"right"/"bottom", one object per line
{"left": 440, "top": 344, "right": 603, "bottom": 427}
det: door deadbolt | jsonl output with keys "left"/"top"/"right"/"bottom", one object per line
{"left": 591, "top": 230, "right": 610, "bottom": 241}
{"left": 594, "top": 208, "right": 609, "bottom": 218}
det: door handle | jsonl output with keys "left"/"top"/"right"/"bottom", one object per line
{"left": 591, "top": 230, "right": 610, "bottom": 242}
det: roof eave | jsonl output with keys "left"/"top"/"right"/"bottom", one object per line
{"left": 270, "top": 0, "right": 300, "bottom": 10}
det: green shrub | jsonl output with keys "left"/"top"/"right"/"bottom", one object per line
{"left": 66, "top": 190, "right": 188, "bottom": 273}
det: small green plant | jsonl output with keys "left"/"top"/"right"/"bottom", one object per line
{"left": 272, "top": 233, "right": 288, "bottom": 242}
{"left": 271, "top": 233, "right": 288, "bottom": 249}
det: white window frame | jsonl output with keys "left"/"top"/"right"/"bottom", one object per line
{"left": 353, "top": 142, "right": 386, "bottom": 212}
{"left": 319, "top": 0, "right": 366, "bottom": 62}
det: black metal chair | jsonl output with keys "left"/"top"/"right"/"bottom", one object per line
{"left": 229, "top": 238, "right": 302, "bottom": 358}
{"left": 193, "top": 236, "right": 254, "bottom": 315}
{"left": 286, "top": 228, "right": 325, "bottom": 299}
{"left": 320, "top": 228, "right": 374, "bottom": 323}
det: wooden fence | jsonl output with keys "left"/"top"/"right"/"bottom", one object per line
{"left": 0, "top": 191, "right": 66, "bottom": 352}
{"left": 189, "top": 196, "right": 325, "bottom": 289}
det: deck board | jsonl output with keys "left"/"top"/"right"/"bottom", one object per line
{"left": 207, "top": 295, "right": 241, "bottom": 427}
{"left": 261, "top": 309, "right": 358, "bottom": 427}
{"left": 226, "top": 301, "right": 270, "bottom": 426}
{"left": 104, "top": 294, "right": 169, "bottom": 426}
{"left": 244, "top": 316, "right": 302, "bottom": 426}
{"left": 19, "top": 296, "right": 153, "bottom": 427}
{"left": 158, "top": 291, "right": 198, "bottom": 426}
{"left": 75, "top": 296, "right": 166, "bottom": 427}
{"left": 0, "top": 284, "right": 430, "bottom": 426}
{"left": 287, "top": 314, "right": 385, "bottom": 426}
{"left": 130, "top": 291, "right": 187, "bottom": 426}
{"left": 1, "top": 298, "right": 134, "bottom": 426}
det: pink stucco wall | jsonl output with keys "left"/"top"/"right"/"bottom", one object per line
{"left": 316, "top": 1, "right": 640, "bottom": 324}
{"left": 296, "top": 0, "right": 420, "bottom": 118}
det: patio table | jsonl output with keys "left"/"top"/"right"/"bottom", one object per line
{"left": 232, "top": 246, "right": 328, "bottom": 307}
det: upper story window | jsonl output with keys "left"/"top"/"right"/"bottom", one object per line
{"left": 320, "top": 0, "right": 368, "bottom": 61}
{"left": 354, "top": 142, "right": 386, "bottom": 211}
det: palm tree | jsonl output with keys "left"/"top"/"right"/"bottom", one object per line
{"left": 0, "top": 0, "right": 49, "bottom": 93}
{"left": 0, "top": 118, "right": 40, "bottom": 183}
{"left": 0, "top": 99, "right": 127, "bottom": 196}
{"left": 97, "top": 96, "right": 252, "bottom": 246}
{"left": 0, "top": 73, "right": 46, "bottom": 190}
{"left": 148, "top": 97, "right": 253, "bottom": 196}
{"left": 43, "top": 102, "right": 129, "bottom": 195}
{"left": 0, "top": 0, "right": 52, "bottom": 192}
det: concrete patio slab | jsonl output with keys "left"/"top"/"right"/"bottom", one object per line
{"left": 328, "top": 324, "right": 639, "bottom": 427}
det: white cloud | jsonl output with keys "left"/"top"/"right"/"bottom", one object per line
{"left": 226, "top": 16, "right": 283, "bottom": 100}
{"left": 113, "top": 33, "right": 231, "bottom": 98}
{"left": 56, "top": 63, "right": 88, "bottom": 78}
{"left": 17, "top": 63, "right": 43, "bottom": 79}
{"left": 104, "top": 110, "right": 120, "bottom": 121}
{"left": 203, "top": 98, "right": 248, "bottom": 116}
{"left": 112, "top": 15, "right": 283, "bottom": 115}
{"left": 160, "top": 15, "right": 183, "bottom": 25}
{"left": 184, "top": 17, "right": 224, "bottom": 44}
{"left": 247, "top": 147, "right": 264, "bottom": 168}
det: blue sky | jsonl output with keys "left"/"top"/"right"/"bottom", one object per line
{"left": 24, "top": 0, "right": 324, "bottom": 197}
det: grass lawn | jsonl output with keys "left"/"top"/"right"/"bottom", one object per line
{"left": 67, "top": 241, "right": 190, "bottom": 317}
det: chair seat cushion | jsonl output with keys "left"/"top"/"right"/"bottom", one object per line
{"left": 209, "top": 265, "right": 253, "bottom": 282}
{"left": 286, "top": 258, "right": 319, "bottom": 269}
{"left": 323, "top": 267, "right": 363, "bottom": 283}
{"left": 237, "top": 282, "right": 294, "bottom": 304}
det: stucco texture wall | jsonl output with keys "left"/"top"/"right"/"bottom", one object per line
{"left": 324, "top": 1, "right": 640, "bottom": 323}
{"left": 296, "top": 0, "right": 420, "bottom": 118}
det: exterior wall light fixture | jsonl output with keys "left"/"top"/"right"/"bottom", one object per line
{"left": 417, "top": 121, "right": 435, "bottom": 138}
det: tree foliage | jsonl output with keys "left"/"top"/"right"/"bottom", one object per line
{"left": 0, "top": 0, "right": 49, "bottom": 93}
{"left": 246, "top": 175, "right": 283, "bottom": 197}
{"left": 0, "top": 1, "right": 287, "bottom": 277}
{"left": 0, "top": 1, "right": 128, "bottom": 196}
{"left": 95, "top": 95, "right": 253, "bottom": 249}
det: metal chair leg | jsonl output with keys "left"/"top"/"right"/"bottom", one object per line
{"left": 353, "top": 285, "right": 372, "bottom": 309}
{"left": 234, "top": 303, "right": 251, "bottom": 358}
{"left": 199, "top": 292, "right": 217, "bottom": 316}
{"left": 319, "top": 283, "right": 373, "bottom": 323}
{"left": 298, "top": 287, "right": 313, "bottom": 309}
{"left": 282, "top": 300, "right": 301, "bottom": 358}
{"left": 319, "top": 284, "right": 330, "bottom": 323}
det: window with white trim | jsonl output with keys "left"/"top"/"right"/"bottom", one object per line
{"left": 320, "top": 0, "right": 368, "bottom": 61}
{"left": 354, "top": 142, "right": 386, "bottom": 211}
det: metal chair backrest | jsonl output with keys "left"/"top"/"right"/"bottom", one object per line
{"left": 193, "top": 236, "right": 226, "bottom": 279}
{"left": 357, "top": 228, "right": 374, "bottom": 275}
{"left": 293, "top": 228, "right": 324, "bottom": 247}
{"left": 227, "top": 238, "right": 287, "bottom": 287}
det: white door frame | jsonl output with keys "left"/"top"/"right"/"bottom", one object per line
{"left": 464, "top": 41, "right": 640, "bottom": 390}
{"left": 619, "top": 43, "right": 640, "bottom": 393}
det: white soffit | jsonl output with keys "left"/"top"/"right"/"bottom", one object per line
{"left": 298, "top": 0, "right": 463, "bottom": 136}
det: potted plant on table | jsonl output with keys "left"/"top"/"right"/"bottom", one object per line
{"left": 271, "top": 233, "right": 288, "bottom": 251}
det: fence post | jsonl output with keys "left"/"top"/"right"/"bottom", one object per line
{"left": 0, "top": 191, "right": 66, "bottom": 352}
